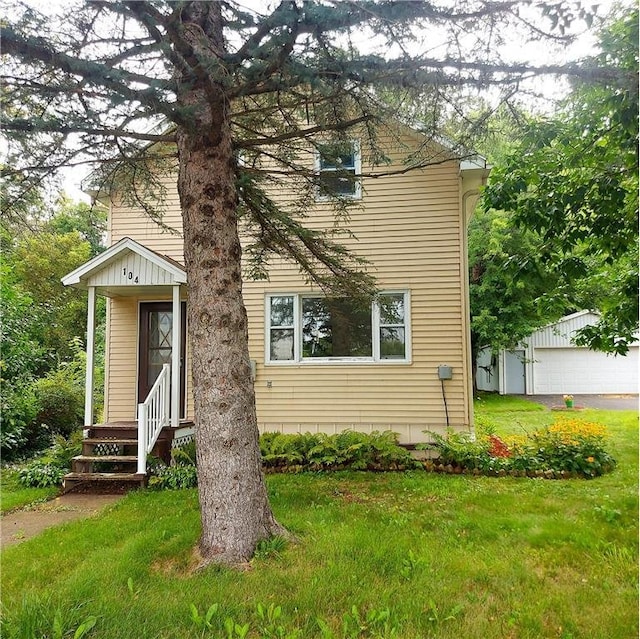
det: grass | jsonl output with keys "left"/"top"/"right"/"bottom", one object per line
{"left": 0, "top": 468, "right": 59, "bottom": 513}
{"left": 1, "top": 398, "right": 638, "bottom": 639}
{"left": 474, "top": 391, "right": 547, "bottom": 414}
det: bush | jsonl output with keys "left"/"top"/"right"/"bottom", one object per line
{"left": 425, "top": 416, "right": 617, "bottom": 478}
{"left": 18, "top": 461, "right": 66, "bottom": 488}
{"left": 0, "top": 382, "right": 40, "bottom": 460}
{"left": 171, "top": 440, "right": 197, "bottom": 466}
{"left": 149, "top": 431, "right": 419, "bottom": 489}
{"left": 16, "top": 433, "right": 82, "bottom": 488}
{"left": 148, "top": 443, "right": 199, "bottom": 489}
{"left": 33, "top": 371, "right": 84, "bottom": 439}
{"left": 261, "top": 430, "right": 420, "bottom": 472}
{"left": 148, "top": 464, "right": 198, "bottom": 490}
{"left": 529, "top": 417, "right": 617, "bottom": 478}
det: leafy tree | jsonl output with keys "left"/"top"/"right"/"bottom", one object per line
{"left": 483, "top": 9, "right": 639, "bottom": 354}
{"left": 45, "top": 196, "right": 107, "bottom": 257}
{"left": 1, "top": 200, "right": 105, "bottom": 459}
{"left": 1, "top": 0, "right": 621, "bottom": 565}
{"left": 0, "top": 247, "right": 43, "bottom": 458}
{"left": 12, "top": 231, "right": 91, "bottom": 364}
{"left": 468, "top": 208, "right": 565, "bottom": 380}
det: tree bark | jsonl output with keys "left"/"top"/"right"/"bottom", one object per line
{"left": 175, "top": 2, "right": 286, "bottom": 567}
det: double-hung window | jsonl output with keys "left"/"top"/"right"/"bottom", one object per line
{"left": 315, "top": 141, "right": 361, "bottom": 200}
{"left": 266, "top": 292, "right": 410, "bottom": 363}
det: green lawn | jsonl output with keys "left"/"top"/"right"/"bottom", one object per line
{"left": 0, "top": 468, "right": 59, "bottom": 514}
{"left": 1, "top": 399, "right": 638, "bottom": 639}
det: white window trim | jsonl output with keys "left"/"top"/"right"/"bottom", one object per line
{"left": 265, "top": 291, "right": 411, "bottom": 365}
{"left": 314, "top": 140, "right": 362, "bottom": 201}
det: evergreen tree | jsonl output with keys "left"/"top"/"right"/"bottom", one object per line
{"left": 1, "top": 0, "right": 622, "bottom": 566}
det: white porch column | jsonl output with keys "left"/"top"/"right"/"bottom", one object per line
{"left": 171, "top": 284, "right": 181, "bottom": 428}
{"left": 84, "top": 286, "right": 96, "bottom": 426}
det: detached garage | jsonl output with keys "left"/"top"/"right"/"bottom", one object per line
{"left": 476, "top": 311, "right": 639, "bottom": 395}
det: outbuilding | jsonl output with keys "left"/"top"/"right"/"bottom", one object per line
{"left": 476, "top": 311, "right": 639, "bottom": 395}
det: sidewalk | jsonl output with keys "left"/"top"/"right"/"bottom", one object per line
{"left": 1, "top": 493, "right": 122, "bottom": 548}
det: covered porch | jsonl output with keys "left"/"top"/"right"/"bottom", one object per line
{"left": 61, "top": 237, "right": 191, "bottom": 489}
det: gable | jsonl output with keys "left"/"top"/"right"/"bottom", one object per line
{"left": 62, "top": 236, "right": 186, "bottom": 297}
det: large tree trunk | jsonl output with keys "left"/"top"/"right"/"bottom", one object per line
{"left": 175, "top": 2, "right": 286, "bottom": 567}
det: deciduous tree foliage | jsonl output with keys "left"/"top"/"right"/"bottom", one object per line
{"left": 483, "top": 9, "right": 639, "bottom": 354}
{"left": 1, "top": 0, "right": 621, "bottom": 565}
{"left": 468, "top": 208, "right": 565, "bottom": 381}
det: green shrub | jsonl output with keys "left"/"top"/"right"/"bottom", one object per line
{"left": 262, "top": 430, "right": 419, "bottom": 472}
{"left": 528, "top": 417, "right": 617, "bottom": 477}
{"left": 18, "top": 461, "right": 66, "bottom": 488}
{"left": 43, "top": 432, "right": 83, "bottom": 468}
{"left": 171, "top": 439, "right": 197, "bottom": 466}
{"left": 260, "top": 432, "right": 322, "bottom": 468}
{"left": 16, "top": 432, "right": 82, "bottom": 488}
{"left": 149, "top": 431, "right": 418, "bottom": 489}
{"left": 0, "top": 382, "right": 40, "bottom": 460}
{"left": 33, "top": 372, "right": 84, "bottom": 439}
{"left": 425, "top": 416, "right": 617, "bottom": 478}
{"left": 148, "top": 464, "right": 198, "bottom": 490}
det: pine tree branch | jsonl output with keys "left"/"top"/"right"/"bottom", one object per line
{"left": 0, "top": 25, "right": 180, "bottom": 122}
{"left": 4, "top": 118, "right": 175, "bottom": 142}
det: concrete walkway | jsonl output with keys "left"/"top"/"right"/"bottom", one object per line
{"left": 1, "top": 493, "right": 122, "bottom": 548}
{"left": 516, "top": 394, "right": 638, "bottom": 411}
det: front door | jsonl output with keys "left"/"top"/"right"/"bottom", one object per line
{"left": 138, "top": 302, "right": 187, "bottom": 419}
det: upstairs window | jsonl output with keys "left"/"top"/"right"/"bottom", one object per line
{"left": 266, "top": 291, "right": 410, "bottom": 364}
{"left": 316, "top": 141, "right": 361, "bottom": 200}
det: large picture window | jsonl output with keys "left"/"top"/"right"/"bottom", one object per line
{"left": 266, "top": 292, "right": 410, "bottom": 363}
{"left": 316, "top": 141, "right": 361, "bottom": 199}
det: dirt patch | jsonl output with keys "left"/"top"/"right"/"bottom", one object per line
{"left": 1, "top": 493, "right": 122, "bottom": 548}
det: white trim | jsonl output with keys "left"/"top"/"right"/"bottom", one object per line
{"left": 84, "top": 286, "right": 96, "bottom": 425}
{"left": 62, "top": 237, "right": 186, "bottom": 289}
{"left": 171, "top": 285, "right": 181, "bottom": 429}
{"left": 265, "top": 291, "right": 411, "bottom": 365}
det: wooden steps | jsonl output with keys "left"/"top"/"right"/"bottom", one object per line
{"left": 63, "top": 423, "right": 175, "bottom": 493}
{"left": 64, "top": 472, "right": 146, "bottom": 483}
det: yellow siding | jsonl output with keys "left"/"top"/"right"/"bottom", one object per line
{"left": 104, "top": 132, "right": 474, "bottom": 441}
{"left": 108, "top": 187, "right": 185, "bottom": 262}
{"left": 104, "top": 297, "right": 138, "bottom": 422}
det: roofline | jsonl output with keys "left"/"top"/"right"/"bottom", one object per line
{"left": 61, "top": 237, "right": 187, "bottom": 287}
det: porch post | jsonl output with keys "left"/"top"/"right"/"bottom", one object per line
{"left": 84, "top": 286, "right": 96, "bottom": 426}
{"left": 171, "top": 284, "right": 180, "bottom": 428}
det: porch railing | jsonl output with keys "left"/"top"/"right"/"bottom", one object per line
{"left": 137, "top": 363, "right": 170, "bottom": 474}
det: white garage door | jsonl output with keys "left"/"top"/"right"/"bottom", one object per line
{"left": 533, "top": 347, "right": 639, "bottom": 394}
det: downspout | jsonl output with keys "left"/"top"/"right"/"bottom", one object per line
{"left": 461, "top": 189, "right": 477, "bottom": 432}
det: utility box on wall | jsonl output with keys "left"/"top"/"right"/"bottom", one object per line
{"left": 438, "top": 365, "right": 453, "bottom": 380}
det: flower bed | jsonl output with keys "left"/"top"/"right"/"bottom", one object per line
{"left": 423, "top": 416, "right": 617, "bottom": 479}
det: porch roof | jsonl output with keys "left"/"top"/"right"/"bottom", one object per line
{"left": 62, "top": 237, "right": 186, "bottom": 298}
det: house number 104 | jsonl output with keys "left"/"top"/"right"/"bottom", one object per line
{"left": 123, "top": 268, "right": 139, "bottom": 283}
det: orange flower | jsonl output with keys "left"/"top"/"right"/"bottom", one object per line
{"left": 586, "top": 456, "right": 595, "bottom": 463}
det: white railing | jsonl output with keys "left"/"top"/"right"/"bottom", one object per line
{"left": 137, "top": 363, "right": 170, "bottom": 474}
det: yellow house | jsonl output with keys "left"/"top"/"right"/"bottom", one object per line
{"left": 62, "top": 129, "right": 489, "bottom": 488}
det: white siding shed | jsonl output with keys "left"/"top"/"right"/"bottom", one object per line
{"left": 477, "top": 311, "right": 639, "bottom": 395}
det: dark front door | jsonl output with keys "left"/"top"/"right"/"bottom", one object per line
{"left": 138, "top": 302, "right": 187, "bottom": 419}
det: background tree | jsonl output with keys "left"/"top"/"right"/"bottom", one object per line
{"left": 1, "top": 0, "right": 621, "bottom": 566}
{"left": 483, "top": 8, "right": 639, "bottom": 354}
{"left": 1, "top": 199, "right": 106, "bottom": 459}
{"left": 468, "top": 208, "right": 565, "bottom": 386}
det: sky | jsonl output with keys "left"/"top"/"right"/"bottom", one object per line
{"left": 52, "top": 0, "right": 610, "bottom": 202}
